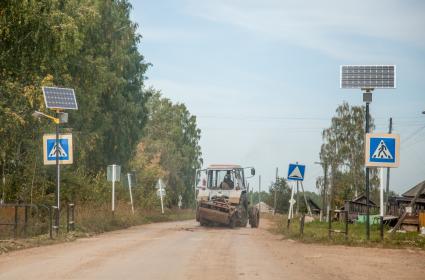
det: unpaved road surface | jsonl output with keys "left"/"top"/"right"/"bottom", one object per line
{"left": 0, "top": 219, "right": 424, "bottom": 280}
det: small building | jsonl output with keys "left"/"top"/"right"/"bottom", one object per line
{"left": 339, "top": 194, "right": 378, "bottom": 222}
{"left": 387, "top": 180, "right": 425, "bottom": 216}
{"left": 307, "top": 197, "right": 321, "bottom": 215}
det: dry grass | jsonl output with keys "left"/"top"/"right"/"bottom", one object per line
{"left": 0, "top": 203, "right": 195, "bottom": 254}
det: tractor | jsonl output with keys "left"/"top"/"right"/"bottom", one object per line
{"left": 195, "top": 164, "right": 259, "bottom": 228}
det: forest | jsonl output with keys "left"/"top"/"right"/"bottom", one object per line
{"left": 0, "top": 0, "right": 202, "bottom": 211}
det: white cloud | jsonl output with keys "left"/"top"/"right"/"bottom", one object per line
{"left": 184, "top": 0, "right": 425, "bottom": 60}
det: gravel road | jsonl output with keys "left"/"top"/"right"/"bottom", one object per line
{"left": 0, "top": 219, "right": 424, "bottom": 279}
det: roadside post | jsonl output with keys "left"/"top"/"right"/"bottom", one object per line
{"left": 258, "top": 175, "right": 261, "bottom": 212}
{"left": 34, "top": 86, "right": 78, "bottom": 235}
{"left": 273, "top": 167, "right": 278, "bottom": 215}
{"left": 365, "top": 133, "right": 400, "bottom": 240}
{"left": 287, "top": 163, "right": 306, "bottom": 228}
{"left": 340, "top": 65, "right": 396, "bottom": 240}
{"left": 107, "top": 164, "right": 121, "bottom": 214}
{"left": 178, "top": 195, "right": 182, "bottom": 209}
{"left": 127, "top": 172, "right": 135, "bottom": 215}
{"left": 156, "top": 179, "right": 166, "bottom": 214}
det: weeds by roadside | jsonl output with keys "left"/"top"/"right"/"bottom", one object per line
{"left": 0, "top": 205, "right": 195, "bottom": 254}
{"left": 267, "top": 214, "right": 425, "bottom": 249}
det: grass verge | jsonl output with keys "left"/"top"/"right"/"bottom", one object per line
{"left": 267, "top": 214, "right": 425, "bottom": 250}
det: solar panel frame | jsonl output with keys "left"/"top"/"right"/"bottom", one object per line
{"left": 340, "top": 65, "right": 396, "bottom": 89}
{"left": 42, "top": 86, "right": 78, "bottom": 110}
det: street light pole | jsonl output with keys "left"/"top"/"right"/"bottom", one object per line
{"left": 55, "top": 111, "right": 60, "bottom": 235}
{"left": 364, "top": 90, "right": 372, "bottom": 241}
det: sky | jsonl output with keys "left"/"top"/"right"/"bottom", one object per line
{"left": 130, "top": 0, "right": 425, "bottom": 195}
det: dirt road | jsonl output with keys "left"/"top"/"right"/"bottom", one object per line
{"left": 0, "top": 219, "right": 424, "bottom": 280}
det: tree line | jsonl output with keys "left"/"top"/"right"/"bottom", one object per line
{"left": 0, "top": 1, "right": 202, "bottom": 209}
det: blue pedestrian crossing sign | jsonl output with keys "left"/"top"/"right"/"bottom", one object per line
{"left": 365, "top": 133, "right": 400, "bottom": 168}
{"left": 287, "top": 163, "right": 305, "bottom": 181}
{"left": 43, "top": 133, "right": 73, "bottom": 165}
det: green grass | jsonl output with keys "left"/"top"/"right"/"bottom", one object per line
{"left": 269, "top": 214, "right": 425, "bottom": 249}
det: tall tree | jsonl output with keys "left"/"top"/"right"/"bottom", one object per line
{"left": 0, "top": 0, "right": 150, "bottom": 203}
{"left": 319, "top": 102, "right": 379, "bottom": 208}
{"left": 130, "top": 91, "right": 202, "bottom": 208}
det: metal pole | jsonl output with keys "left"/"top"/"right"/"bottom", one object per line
{"left": 55, "top": 116, "right": 60, "bottom": 235}
{"left": 365, "top": 101, "right": 370, "bottom": 240}
{"left": 323, "top": 163, "right": 328, "bottom": 222}
{"left": 128, "top": 173, "right": 134, "bottom": 214}
{"left": 385, "top": 117, "right": 392, "bottom": 214}
{"left": 380, "top": 167, "right": 384, "bottom": 240}
{"left": 112, "top": 165, "right": 115, "bottom": 213}
{"left": 258, "top": 175, "right": 261, "bottom": 212}
{"left": 274, "top": 167, "right": 278, "bottom": 215}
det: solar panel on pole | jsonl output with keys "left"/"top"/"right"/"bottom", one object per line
{"left": 340, "top": 65, "right": 396, "bottom": 89}
{"left": 42, "top": 86, "right": 78, "bottom": 110}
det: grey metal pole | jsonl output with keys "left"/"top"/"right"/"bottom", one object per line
{"left": 385, "top": 117, "right": 392, "bottom": 213}
{"left": 323, "top": 163, "right": 328, "bottom": 222}
{"left": 365, "top": 101, "right": 370, "bottom": 240}
{"left": 274, "top": 167, "right": 278, "bottom": 215}
{"left": 258, "top": 175, "right": 261, "bottom": 212}
{"left": 55, "top": 115, "right": 60, "bottom": 235}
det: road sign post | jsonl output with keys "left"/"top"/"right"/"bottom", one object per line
{"left": 107, "top": 165, "right": 121, "bottom": 214}
{"left": 341, "top": 65, "right": 396, "bottom": 241}
{"left": 287, "top": 163, "right": 306, "bottom": 227}
{"left": 156, "top": 179, "right": 166, "bottom": 214}
{"left": 365, "top": 133, "right": 400, "bottom": 240}
{"left": 39, "top": 86, "right": 78, "bottom": 236}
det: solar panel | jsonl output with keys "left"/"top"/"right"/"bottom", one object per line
{"left": 42, "top": 86, "right": 78, "bottom": 110}
{"left": 340, "top": 65, "right": 396, "bottom": 89}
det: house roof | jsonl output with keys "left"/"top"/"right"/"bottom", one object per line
{"left": 350, "top": 194, "right": 377, "bottom": 206}
{"left": 307, "top": 197, "right": 321, "bottom": 210}
{"left": 402, "top": 180, "right": 425, "bottom": 198}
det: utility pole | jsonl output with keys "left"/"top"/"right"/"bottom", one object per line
{"left": 385, "top": 117, "right": 393, "bottom": 214}
{"left": 273, "top": 167, "right": 278, "bottom": 215}
{"left": 258, "top": 175, "right": 261, "bottom": 212}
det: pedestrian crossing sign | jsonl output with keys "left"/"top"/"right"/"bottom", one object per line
{"left": 287, "top": 163, "right": 305, "bottom": 181}
{"left": 365, "top": 133, "right": 399, "bottom": 168}
{"left": 43, "top": 133, "right": 73, "bottom": 165}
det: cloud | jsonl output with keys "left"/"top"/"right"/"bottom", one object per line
{"left": 184, "top": 0, "right": 425, "bottom": 60}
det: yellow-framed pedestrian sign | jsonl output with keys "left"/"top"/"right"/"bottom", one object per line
{"left": 365, "top": 133, "right": 400, "bottom": 168}
{"left": 43, "top": 133, "right": 73, "bottom": 165}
